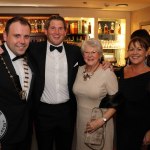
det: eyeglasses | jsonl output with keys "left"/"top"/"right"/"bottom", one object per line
{"left": 83, "top": 51, "right": 99, "bottom": 56}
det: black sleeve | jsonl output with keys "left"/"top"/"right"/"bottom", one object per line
{"left": 99, "top": 91, "right": 124, "bottom": 109}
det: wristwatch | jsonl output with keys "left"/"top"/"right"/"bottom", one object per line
{"left": 102, "top": 117, "right": 107, "bottom": 123}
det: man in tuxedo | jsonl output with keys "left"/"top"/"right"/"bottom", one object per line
{"left": 0, "top": 16, "right": 35, "bottom": 150}
{"left": 29, "top": 15, "right": 111, "bottom": 150}
{"left": 29, "top": 15, "right": 84, "bottom": 150}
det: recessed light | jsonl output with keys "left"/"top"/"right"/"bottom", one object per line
{"left": 83, "top": 2, "right": 87, "bottom": 5}
{"left": 116, "top": 4, "right": 128, "bottom": 7}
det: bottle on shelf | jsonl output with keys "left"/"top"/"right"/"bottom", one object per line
{"left": 30, "top": 19, "right": 35, "bottom": 33}
{"left": 98, "top": 22, "right": 102, "bottom": 34}
{"left": 0, "top": 20, "right": 4, "bottom": 33}
{"left": 41, "top": 20, "right": 45, "bottom": 33}
{"left": 34, "top": 20, "right": 38, "bottom": 33}
{"left": 118, "top": 23, "right": 121, "bottom": 34}
{"left": 104, "top": 24, "right": 108, "bottom": 34}
{"left": 82, "top": 20, "right": 85, "bottom": 34}
{"left": 65, "top": 21, "right": 69, "bottom": 34}
{"left": 74, "top": 21, "right": 78, "bottom": 34}
{"left": 37, "top": 20, "right": 42, "bottom": 33}
{"left": 88, "top": 22, "right": 91, "bottom": 34}
{"left": 84, "top": 21, "right": 88, "bottom": 34}
{"left": 78, "top": 20, "right": 82, "bottom": 34}
{"left": 70, "top": 22, "right": 75, "bottom": 34}
{"left": 110, "top": 22, "right": 115, "bottom": 34}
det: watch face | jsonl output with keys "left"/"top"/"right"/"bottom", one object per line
{"left": 0, "top": 110, "right": 7, "bottom": 139}
{"left": 103, "top": 117, "right": 107, "bottom": 122}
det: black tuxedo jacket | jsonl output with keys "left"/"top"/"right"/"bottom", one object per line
{"left": 29, "top": 41, "right": 84, "bottom": 115}
{"left": 0, "top": 44, "right": 35, "bottom": 144}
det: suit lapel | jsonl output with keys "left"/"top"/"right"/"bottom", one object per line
{"left": 25, "top": 54, "right": 35, "bottom": 101}
{"left": 1, "top": 45, "right": 17, "bottom": 75}
{"left": 38, "top": 42, "right": 47, "bottom": 90}
{"left": 64, "top": 43, "right": 73, "bottom": 85}
{"left": 1, "top": 45, "right": 22, "bottom": 92}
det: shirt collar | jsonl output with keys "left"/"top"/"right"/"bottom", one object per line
{"left": 4, "top": 42, "right": 16, "bottom": 61}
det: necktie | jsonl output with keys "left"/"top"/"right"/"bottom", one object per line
{"left": 50, "top": 45, "right": 63, "bottom": 53}
{"left": 12, "top": 55, "right": 25, "bottom": 61}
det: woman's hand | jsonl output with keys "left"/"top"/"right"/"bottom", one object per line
{"left": 101, "top": 61, "right": 114, "bottom": 71}
{"left": 85, "top": 118, "right": 104, "bottom": 133}
{"left": 143, "top": 130, "right": 150, "bottom": 145}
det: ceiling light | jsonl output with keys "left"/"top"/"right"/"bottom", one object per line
{"left": 116, "top": 4, "right": 128, "bottom": 7}
{"left": 83, "top": 2, "right": 87, "bottom": 5}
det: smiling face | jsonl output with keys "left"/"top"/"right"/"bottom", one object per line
{"left": 128, "top": 41, "right": 148, "bottom": 65}
{"left": 3, "top": 21, "right": 30, "bottom": 56}
{"left": 83, "top": 45, "right": 101, "bottom": 67}
{"left": 44, "top": 20, "right": 67, "bottom": 46}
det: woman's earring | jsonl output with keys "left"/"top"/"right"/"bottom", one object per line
{"left": 126, "top": 57, "right": 130, "bottom": 66}
{"left": 144, "top": 56, "right": 147, "bottom": 66}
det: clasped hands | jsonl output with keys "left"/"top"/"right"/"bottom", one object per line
{"left": 85, "top": 118, "right": 105, "bottom": 134}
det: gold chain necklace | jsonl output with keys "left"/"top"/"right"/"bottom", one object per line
{"left": 83, "top": 63, "right": 100, "bottom": 81}
{"left": 0, "top": 55, "right": 29, "bottom": 100}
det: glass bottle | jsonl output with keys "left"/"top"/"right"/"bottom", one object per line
{"left": 34, "top": 20, "right": 38, "bottom": 33}
{"left": 82, "top": 20, "right": 85, "bottom": 34}
{"left": 78, "top": 20, "right": 82, "bottom": 34}
{"left": 41, "top": 20, "right": 45, "bottom": 33}
{"left": 118, "top": 24, "right": 121, "bottom": 34}
{"left": 110, "top": 22, "right": 115, "bottom": 34}
{"left": 84, "top": 21, "right": 88, "bottom": 34}
{"left": 37, "top": 20, "right": 42, "bottom": 33}
{"left": 98, "top": 23, "right": 102, "bottom": 34}
{"left": 30, "top": 20, "right": 35, "bottom": 33}
{"left": 88, "top": 22, "right": 91, "bottom": 34}
{"left": 74, "top": 21, "right": 78, "bottom": 34}
{"left": 104, "top": 24, "right": 108, "bottom": 34}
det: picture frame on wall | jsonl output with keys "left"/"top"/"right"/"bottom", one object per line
{"left": 140, "top": 21, "right": 150, "bottom": 34}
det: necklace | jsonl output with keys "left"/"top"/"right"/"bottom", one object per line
{"left": 83, "top": 63, "right": 100, "bottom": 81}
{"left": 0, "top": 55, "right": 29, "bottom": 100}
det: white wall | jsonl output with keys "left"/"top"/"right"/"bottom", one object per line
{"left": 131, "top": 6, "right": 150, "bottom": 33}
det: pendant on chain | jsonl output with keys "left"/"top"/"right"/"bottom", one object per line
{"left": 19, "top": 90, "right": 27, "bottom": 100}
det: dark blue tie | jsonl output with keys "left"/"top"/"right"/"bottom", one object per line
{"left": 50, "top": 45, "right": 63, "bottom": 53}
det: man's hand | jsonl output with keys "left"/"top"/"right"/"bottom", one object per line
{"left": 0, "top": 47, "right": 4, "bottom": 54}
{"left": 101, "top": 61, "right": 114, "bottom": 71}
{"left": 143, "top": 130, "right": 150, "bottom": 145}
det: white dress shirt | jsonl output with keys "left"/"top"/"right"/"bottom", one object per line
{"left": 5, "top": 42, "right": 32, "bottom": 98}
{"left": 40, "top": 41, "right": 69, "bottom": 104}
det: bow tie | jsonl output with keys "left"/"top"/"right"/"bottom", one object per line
{"left": 12, "top": 55, "right": 25, "bottom": 61}
{"left": 50, "top": 45, "right": 63, "bottom": 53}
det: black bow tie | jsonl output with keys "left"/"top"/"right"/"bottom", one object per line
{"left": 12, "top": 55, "right": 25, "bottom": 61}
{"left": 50, "top": 45, "right": 63, "bottom": 53}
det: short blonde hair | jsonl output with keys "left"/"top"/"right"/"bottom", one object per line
{"left": 81, "top": 38, "right": 103, "bottom": 55}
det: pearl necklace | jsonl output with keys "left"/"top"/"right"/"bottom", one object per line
{"left": 83, "top": 63, "right": 100, "bottom": 81}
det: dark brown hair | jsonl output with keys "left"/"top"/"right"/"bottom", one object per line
{"left": 5, "top": 16, "right": 31, "bottom": 34}
{"left": 131, "top": 29, "right": 150, "bottom": 47}
{"left": 44, "top": 15, "right": 66, "bottom": 30}
{"left": 128, "top": 36, "right": 149, "bottom": 51}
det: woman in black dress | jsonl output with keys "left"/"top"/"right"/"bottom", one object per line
{"left": 116, "top": 37, "right": 150, "bottom": 150}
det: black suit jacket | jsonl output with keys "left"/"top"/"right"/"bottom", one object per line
{"left": 0, "top": 44, "right": 35, "bottom": 144}
{"left": 29, "top": 41, "right": 84, "bottom": 115}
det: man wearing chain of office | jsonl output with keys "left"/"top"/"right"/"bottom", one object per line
{"left": 0, "top": 16, "right": 35, "bottom": 150}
